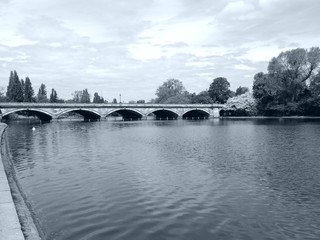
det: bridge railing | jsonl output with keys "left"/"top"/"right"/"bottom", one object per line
{"left": 0, "top": 102, "right": 225, "bottom": 108}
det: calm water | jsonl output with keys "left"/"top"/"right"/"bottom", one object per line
{"left": 6, "top": 119, "right": 320, "bottom": 240}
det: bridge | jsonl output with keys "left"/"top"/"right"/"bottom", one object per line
{"left": 0, "top": 103, "right": 224, "bottom": 122}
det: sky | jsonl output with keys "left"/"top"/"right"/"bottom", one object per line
{"left": 0, "top": 0, "right": 320, "bottom": 102}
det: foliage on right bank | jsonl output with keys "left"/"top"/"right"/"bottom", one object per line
{"left": 252, "top": 47, "right": 320, "bottom": 116}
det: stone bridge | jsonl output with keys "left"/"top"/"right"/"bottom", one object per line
{"left": 0, "top": 103, "right": 224, "bottom": 122}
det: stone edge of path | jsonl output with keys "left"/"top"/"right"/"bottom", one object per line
{"left": 0, "top": 123, "right": 43, "bottom": 240}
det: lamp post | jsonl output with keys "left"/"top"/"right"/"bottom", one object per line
{"left": 119, "top": 94, "right": 121, "bottom": 103}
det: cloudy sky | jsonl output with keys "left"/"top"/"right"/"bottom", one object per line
{"left": 0, "top": 0, "right": 319, "bottom": 102}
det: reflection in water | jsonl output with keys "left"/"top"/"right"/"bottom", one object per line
{"left": 6, "top": 119, "right": 320, "bottom": 240}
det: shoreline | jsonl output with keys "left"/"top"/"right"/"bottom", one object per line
{"left": 219, "top": 116, "right": 320, "bottom": 119}
{"left": 0, "top": 123, "right": 43, "bottom": 240}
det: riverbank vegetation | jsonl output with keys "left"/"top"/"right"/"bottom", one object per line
{"left": 1, "top": 47, "right": 320, "bottom": 116}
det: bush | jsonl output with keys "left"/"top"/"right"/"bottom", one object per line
{"left": 222, "top": 93, "right": 257, "bottom": 116}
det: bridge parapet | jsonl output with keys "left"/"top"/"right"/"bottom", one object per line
{"left": 0, "top": 103, "right": 224, "bottom": 108}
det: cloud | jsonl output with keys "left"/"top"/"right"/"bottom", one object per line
{"left": 234, "top": 64, "right": 256, "bottom": 71}
{"left": 0, "top": 0, "right": 319, "bottom": 101}
{"left": 219, "top": 1, "right": 256, "bottom": 16}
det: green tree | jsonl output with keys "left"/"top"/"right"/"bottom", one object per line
{"left": 309, "top": 73, "right": 320, "bottom": 98}
{"left": 252, "top": 72, "right": 274, "bottom": 114}
{"left": 190, "top": 91, "right": 213, "bottom": 104}
{"left": 50, "top": 88, "right": 58, "bottom": 103}
{"left": 155, "top": 78, "right": 186, "bottom": 103}
{"left": 80, "top": 89, "right": 90, "bottom": 103}
{"left": 93, "top": 92, "right": 104, "bottom": 103}
{"left": 37, "top": 83, "right": 48, "bottom": 102}
{"left": 300, "top": 72, "right": 320, "bottom": 116}
{"left": 252, "top": 47, "right": 320, "bottom": 115}
{"left": 235, "top": 86, "right": 249, "bottom": 96}
{"left": 164, "top": 92, "right": 191, "bottom": 104}
{"left": 6, "top": 70, "right": 24, "bottom": 102}
{"left": 24, "top": 77, "right": 34, "bottom": 102}
{"left": 268, "top": 47, "right": 320, "bottom": 102}
{"left": 72, "top": 89, "right": 91, "bottom": 103}
{"left": 6, "top": 71, "right": 14, "bottom": 100}
{"left": 208, "top": 77, "right": 231, "bottom": 103}
{"left": 72, "top": 90, "right": 82, "bottom": 102}
{"left": 99, "top": 94, "right": 104, "bottom": 103}
{"left": 21, "top": 79, "right": 25, "bottom": 95}
{"left": 0, "top": 87, "right": 6, "bottom": 102}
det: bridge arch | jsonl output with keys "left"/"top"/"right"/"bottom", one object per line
{"left": 57, "top": 108, "right": 101, "bottom": 121}
{"left": 2, "top": 108, "right": 53, "bottom": 121}
{"left": 105, "top": 108, "right": 144, "bottom": 120}
{"left": 182, "top": 109, "right": 210, "bottom": 119}
{"left": 147, "top": 109, "right": 179, "bottom": 120}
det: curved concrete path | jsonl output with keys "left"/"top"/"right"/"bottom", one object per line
{"left": 0, "top": 124, "right": 24, "bottom": 240}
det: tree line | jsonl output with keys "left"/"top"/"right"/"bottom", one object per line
{"left": 1, "top": 46, "right": 320, "bottom": 116}
{"left": 1, "top": 71, "right": 106, "bottom": 103}
{"left": 152, "top": 77, "right": 249, "bottom": 105}
{"left": 3, "top": 70, "right": 61, "bottom": 103}
{"left": 153, "top": 47, "right": 320, "bottom": 116}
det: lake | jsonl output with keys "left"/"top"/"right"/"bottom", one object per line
{"left": 6, "top": 119, "right": 320, "bottom": 240}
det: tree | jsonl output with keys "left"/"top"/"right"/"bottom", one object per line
{"left": 80, "top": 89, "right": 90, "bottom": 103}
{"left": 221, "top": 92, "right": 257, "bottom": 116}
{"left": 72, "top": 90, "right": 82, "bottom": 102}
{"left": 267, "top": 47, "right": 320, "bottom": 103}
{"left": 112, "top": 98, "right": 117, "bottom": 103}
{"left": 208, "top": 77, "right": 231, "bottom": 103}
{"left": 0, "top": 87, "right": 6, "bottom": 102}
{"left": 252, "top": 72, "right": 274, "bottom": 114}
{"left": 235, "top": 86, "right": 249, "bottom": 96}
{"left": 6, "top": 71, "right": 14, "bottom": 101}
{"left": 137, "top": 100, "right": 145, "bottom": 103}
{"left": 21, "top": 79, "right": 25, "bottom": 95}
{"left": 309, "top": 73, "right": 320, "bottom": 98}
{"left": 24, "top": 77, "right": 34, "bottom": 102}
{"left": 72, "top": 89, "right": 91, "bottom": 103}
{"left": 155, "top": 78, "right": 186, "bottom": 103}
{"left": 93, "top": 92, "right": 104, "bottom": 103}
{"left": 300, "top": 72, "right": 320, "bottom": 116}
{"left": 190, "top": 91, "right": 213, "bottom": 104}
{"left": 252, "top": 47, "right": 320, "bottom": 115}
{"left": 6, "top": 70, "right": 24, "bottom": 102}
{"left": 50, "top": 88, "right": 58, "bottom": 103}
{"left": 37, "top": 83, "right": 48, "bottom": 102}
{"left": 164, "top": 93, "right": 191, "bottom": 104}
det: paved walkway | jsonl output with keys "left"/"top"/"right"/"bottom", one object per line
{"left": 0, "top": 124, "right": 24, "bottom": 240}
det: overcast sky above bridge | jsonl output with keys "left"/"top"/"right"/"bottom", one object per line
{"left": 0, "top": 0, "right": 320, "bottom": 102}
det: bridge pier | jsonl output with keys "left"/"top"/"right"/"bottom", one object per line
{"left": 51, "top": 117, "right": 59, "bottom": 122}
{"left": 212, "top": 108, "right": 221, "bottom": 118}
